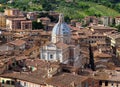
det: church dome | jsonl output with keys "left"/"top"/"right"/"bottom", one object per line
{"left": 51, "top": 13, "right": 71, "bottom": 44}
{"left": 52, "top": 14, "right": 71, "bottom": 36}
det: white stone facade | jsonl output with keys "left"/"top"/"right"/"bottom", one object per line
{"left": 40, "top": 43, "right": 69, "bottom": 64}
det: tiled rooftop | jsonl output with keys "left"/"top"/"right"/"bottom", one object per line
{"left": 46, "top": 73, "right": 88, "bottom": 87}
{"left": 9, "top": 39, "right": 26, "bottom": 46}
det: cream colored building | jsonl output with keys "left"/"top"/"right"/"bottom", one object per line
{"left": 0, "top": 77, "right": 15, "bottom": 87}
{"left": 4, "top": 9, "right": 21, "bottom": 16}
{"left": 0, "top": 13, "right": 6, "bottom": 28}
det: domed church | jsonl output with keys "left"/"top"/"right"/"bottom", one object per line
{"left": 51, "top": 13, "right": 71, "bottom": 44}
{"left": 40, "top": 13, "right": 81, "bottom": 66}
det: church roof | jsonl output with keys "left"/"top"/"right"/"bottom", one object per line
{"left": 56, "top": 42, "right": 69, "bottom": 49}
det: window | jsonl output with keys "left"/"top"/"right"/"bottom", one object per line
{"left": 18, "top": 81, "right": 20, "bottom": 84}
{"left": 92, "top": 81, "right": 94, "bottom": 86}
{"left": 25, "top": 24, "right": 29, "bottom": 29}
{"left": 24, "top": 82, "right": 26, "bottom": 86}
{"left": 2, "top": 80, "right": 4, "bottom": 84}
{"left": 50, "top": 54, "right": 53, "bottom": 59}
{"left": 99, "top": 81, "right": 102, "bottom": 85}
{"left": 105, "top": 81, "right": 108, "bottom": 86}
{"left": 6, "top": 80, "right": 10, "bottom": 85}
{"left": 116, "top": 84, "right": 118, "bottom": 87}
{"left": 12, "top": 63, "right": 15, "bottom": 66}
{"left": 11, "top": 81, "right": 15, "bottom": 85}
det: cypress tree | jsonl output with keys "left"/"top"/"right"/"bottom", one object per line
{"left": 89, "top": 44, "right": 95, "bottom": 71}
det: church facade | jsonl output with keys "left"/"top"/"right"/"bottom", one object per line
{"left": 40, "top": 13, "right": 81, "bottom": 66}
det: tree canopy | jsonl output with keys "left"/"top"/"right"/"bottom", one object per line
{"left": 32, "top": 21, "right": 43, "bottom": 29}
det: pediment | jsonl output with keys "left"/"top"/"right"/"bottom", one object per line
{"left": 47, "top": 42, "right": 56, "bottom": 49}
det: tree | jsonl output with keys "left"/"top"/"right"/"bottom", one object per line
{"left": 0, "top": 6, "right": 5, "bottom": 12}
{"left": 32, "top": 21, "right": 43, "bottom": 29}
{"left": 89, "top": 44, "right": 95, "bottom": 71}
{"left": 115, "top": 3, "right": 120, "bottom": 12}
{"left": 0, "top": 0, "right": 9, "bottom": 4}
{"left": 64, "top": 16, "right": 71, "bottom": 23}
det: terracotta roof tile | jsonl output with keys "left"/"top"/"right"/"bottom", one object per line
{"left": 9, "top": 39, "right": 26, "bottom": 46}
{"left": 56, "top": 42, "right": 69, "bottom": 49}
{"left": 46, "top": 73, "right": 88, "bottom": 87}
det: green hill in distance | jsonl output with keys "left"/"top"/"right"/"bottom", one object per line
{"left": 1, "top": 0, "right": 120, "bottom": 19}
{"left": 56, "top": 1, "right": 120, "bottom": 19}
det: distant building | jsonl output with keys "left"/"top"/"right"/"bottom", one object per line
{"left": 104, "top": 31, "right": 120, "bottom": 55}
{"left": 0, "top": 32, "right": 13, "bottom": 43}
{"left": 6, "top": 18, "right": 32, "bottom": 30}
{"left": 70, "top": 19, "right": 77, "bottom": 27}
{"left": 83, "top": 16, "right": 98, "bottom": 26}
{"left": 6, "top": 18, "right": 26, "bottom": 30}
{"left": 26, "top": 12, "right": 38, "bottom": 21}
{"left": 4, "top": 9, "right": 22, "bottom": 16}
{"left": 75, "top": 22, "right": 82, "bottom": 28}
{"left": 115, "top": 16, "right": 120, "bottom": 26}
{"left": 0, "top": 13, "right": 6, "bottom": 28}
{"left": 100, "top": 16, "right": 113, "bottom": 26}
{"left": 8, "top": 39, "right": 26, "bottom": 50}
{"left": 38, "top": 17, "right": 51, "bottom": 30}
{"left": 90, "top": 25, "right": 117, "bottom": 33}
{"left": 37, "top": 17, "right": 51, "bottom": 25}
